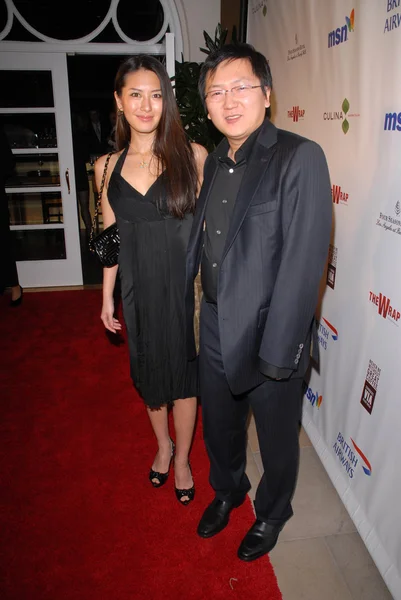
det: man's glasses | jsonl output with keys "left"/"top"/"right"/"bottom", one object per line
{"left": 204, "top": 85, "right": 263, "bottom": 103}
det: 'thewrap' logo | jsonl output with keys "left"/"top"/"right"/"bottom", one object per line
{"left": 287, "top": 106, "right": 305, "bottom": 122}
{"left": 369, "top": 291, "right": 400, "bottom": 325}
{"left": 328, "top": 9, "right": 355, "bottom": 48}
{"left": 332, "top": 184, "right": 349, "bottom": 205}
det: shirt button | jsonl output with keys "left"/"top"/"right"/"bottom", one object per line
{"left": 229, "top": 168, "right": 234, "bottom": 173}
{"left": 216, "top": 230, "right": 221, "bottom": 235}
{"left": 222, "top": 199, "right": 227, "bottom": 204}
{"left": 212, "top": 263, "right": 218, "bottom": 268}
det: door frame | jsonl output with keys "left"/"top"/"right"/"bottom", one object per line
{"left": 1, "top": 50, "right": 84, "bottom": 287}
{"left": 0, "top": 35, "right": 175, "bottom": 288}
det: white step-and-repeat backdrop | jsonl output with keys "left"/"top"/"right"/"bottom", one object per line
{"left": 248, "top": 1, "right": 401, "bottom": 597}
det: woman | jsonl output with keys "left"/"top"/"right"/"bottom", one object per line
{"left": 95, "top": 56, "right": 207, "bottom": 505}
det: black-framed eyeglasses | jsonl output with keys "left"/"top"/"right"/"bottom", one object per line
{"left": 204, "top": 85, "right": 264, "bottom": 103}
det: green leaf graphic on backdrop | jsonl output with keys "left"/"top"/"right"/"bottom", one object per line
{"left": 342, "top": 119, "right": 349, "bottom": 134}
{"left": 342, "top": 98, "right": 350, "bottom": 114}
{"left": 263, "top": 5, "right": 267, "bottom": 16}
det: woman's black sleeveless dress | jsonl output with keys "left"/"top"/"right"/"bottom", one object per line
{"left": 107, "top": 147, "right": 198, "bottom": 408}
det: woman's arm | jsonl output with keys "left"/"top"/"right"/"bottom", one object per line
{"left": 94, "top": 153, "right": 122, "bottom": 334}
{"left": 191, "top": 143, "right": 208, "bottom": 195}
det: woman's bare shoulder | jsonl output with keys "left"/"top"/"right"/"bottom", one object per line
{"left": 94, "top": 150, "right": 122, "bottom": 177}
{"left": 191, "top": 143, "right": 208, "bottom": 165}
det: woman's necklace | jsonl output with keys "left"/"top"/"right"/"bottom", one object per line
{"left": 130, "top": 145, "right": 152, "bottom": 169}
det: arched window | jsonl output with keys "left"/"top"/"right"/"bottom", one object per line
{"left": 0, "top": 0, "right": 183, "bottom": 56}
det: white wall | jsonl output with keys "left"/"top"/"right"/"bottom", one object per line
{"left": 175, "top": 0, "right": 221, "bottom": 62}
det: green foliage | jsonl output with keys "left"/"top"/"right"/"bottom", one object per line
{"left": 174, "top": 60, "right": 214, "bottom": 151}
{"left": 174, "top": 23, "right": 237, "bottom": 151}
{"left": 199, "top": 23, "right": 237, "bottom": 55}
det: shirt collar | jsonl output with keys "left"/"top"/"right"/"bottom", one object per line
{"left": 213, "top": 121, "right": 265, "bottom": 166}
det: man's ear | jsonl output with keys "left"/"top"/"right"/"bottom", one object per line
{"left": 264, "top": 87, "right": 271, "bottom": 109}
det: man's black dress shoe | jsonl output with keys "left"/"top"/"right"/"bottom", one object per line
{"left": 237, "top": 519, "right": 283, "bottom": 561}
{"left": 197, "top": 497, "right": 245, "bottom": 538}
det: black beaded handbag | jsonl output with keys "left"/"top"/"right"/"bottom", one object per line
{"left": 89, "top": 152, "right": 120, "bottom": 267}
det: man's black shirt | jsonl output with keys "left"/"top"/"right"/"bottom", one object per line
{"left": 201, "top": 125, "right": 262, "bottom": 304}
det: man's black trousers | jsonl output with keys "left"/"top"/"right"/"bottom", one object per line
{"left": 199, "top": 300, "right": 303, "bottom": 525}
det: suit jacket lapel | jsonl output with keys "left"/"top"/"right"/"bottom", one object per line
{"left": 221, "top": 121, "right": 278, "bottom": 263}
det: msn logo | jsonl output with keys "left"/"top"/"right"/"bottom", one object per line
{"left": 384, "top": 112, "right": 401, "bottom": 131}
{"left": 328, "top": 9, "right": 355, "bottom": 48}
{"left": 332, "top": 185, "right": 349, "bottom": 204}
{"left": 328, "top": 24, "right": 348, "bottom": 47}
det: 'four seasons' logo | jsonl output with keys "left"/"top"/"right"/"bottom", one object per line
{"left": 376, "top": 201, "right": 401, "bottom": 236}
{"left": 287, "top": 34, "right": 307, "bottom": 61}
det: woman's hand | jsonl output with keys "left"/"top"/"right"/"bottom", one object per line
{"left": 101, "top": 297, "right": 122, "bottom": 333}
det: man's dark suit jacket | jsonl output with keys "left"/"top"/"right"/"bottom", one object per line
{"left": 185, "top": 118, "right": 332, "bottom": 395}
{"left": 87, "top": 121, "right": 109, "bottom": 156}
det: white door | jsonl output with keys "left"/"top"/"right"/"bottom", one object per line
{"left": 1, "top": 51, "right": 82, "bottom": 287}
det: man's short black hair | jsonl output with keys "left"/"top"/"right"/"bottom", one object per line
{"left": 198, "top": 43, "right": 273, "bottom": 109}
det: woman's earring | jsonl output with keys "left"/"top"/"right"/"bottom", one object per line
{"left": 118, "top": 107, "right": 124, "bottom": 116}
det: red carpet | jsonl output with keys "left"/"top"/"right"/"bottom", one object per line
{"left": 0, "top": 289, "right": 282, "bottom": 600}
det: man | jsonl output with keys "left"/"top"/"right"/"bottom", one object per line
{"left": 185, "top": 44, "right": 332, "bottom": 561}
{"left": 87, "top": 108, "right": 109, "bottom": 157}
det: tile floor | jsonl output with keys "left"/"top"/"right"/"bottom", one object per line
{"left": 246, "top": 413, "right": 394, "bottom": 600}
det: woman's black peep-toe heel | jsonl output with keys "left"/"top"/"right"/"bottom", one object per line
{"left": 149, "top": 439, "right": 175, "bottom": 488}
{"left": 175, "top": 463, "right": 195, "bottom": 506}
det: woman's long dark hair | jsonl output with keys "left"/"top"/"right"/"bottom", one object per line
{"left": 114, "top": 55, "right": 198, "bottom": 218}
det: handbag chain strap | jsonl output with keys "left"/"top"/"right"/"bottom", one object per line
{"left": 89, "top": 151, "right": 113, "bottom": 249}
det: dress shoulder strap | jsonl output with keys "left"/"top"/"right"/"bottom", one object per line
{"left": 113, "top": 146, "right": 129, "bottom": 175}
